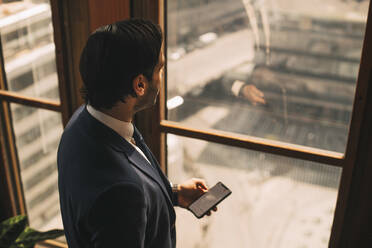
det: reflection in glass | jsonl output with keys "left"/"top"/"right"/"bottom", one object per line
{"left": 11, "top": 103, "right": 63, "bottom": 230}
{"left": 167, "top": 134, "right": 341, "bottom": 248}
{"left": 0, "top": 0, "right": 59, "bottom": 101}
{"left": 166, "top": 0, "right": 368, "bottom": 153}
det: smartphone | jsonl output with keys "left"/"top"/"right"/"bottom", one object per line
{"left": 187, "top": 182, "right": 232, "bottom": 219}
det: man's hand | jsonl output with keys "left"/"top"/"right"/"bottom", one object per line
{"left": 241, "top": 84, "right": 266, "bottom": 106}
{"left": 177, "top": 178, "right": 217, "bottom": 216}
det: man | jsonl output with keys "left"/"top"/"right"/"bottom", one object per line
{"left": 57, "top": 19, "right": 215, "bottom": 248}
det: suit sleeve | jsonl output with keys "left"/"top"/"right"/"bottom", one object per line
{"left": 220, "top": 77, "right": 247, "bottom": 97}
{"left": 220, "top": 77, "right": 236, "bottom": 95}
{"left": 87, "top": 183, "right": 147, "bottom": 248}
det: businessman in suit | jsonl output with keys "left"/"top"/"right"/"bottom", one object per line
{"left": 57, "top": 19, "right": 215, "bottom": 248}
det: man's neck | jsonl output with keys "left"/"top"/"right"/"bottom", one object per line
{"left": 99, "top": 101, "right": 135, "bottom": 122}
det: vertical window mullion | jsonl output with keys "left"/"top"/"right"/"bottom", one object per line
{"left": 0, "top": 27, "right": 27, "bottom": 217}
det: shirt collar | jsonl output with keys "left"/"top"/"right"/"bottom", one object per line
{"left": 86, "top": 104, "right": 134, "bottom": 143}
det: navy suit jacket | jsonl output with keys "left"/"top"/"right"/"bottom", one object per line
{"left": 57, "top": 105, "right": 176, "bottom": 248}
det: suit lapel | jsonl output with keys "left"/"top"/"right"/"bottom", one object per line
{"left": 130, "top": 129, "right": 174, "bottom": 208}
{"left": 125, "top": 146, "right": 176, "bottom": 222}
{"left": 135, "top": 137, "right": 174, "bottom": 198}
{"left": 126, "top": 147, "right": 173, "bottom": 206}
{"left": 81, "top": 107, "right": 175, "bottom": 218}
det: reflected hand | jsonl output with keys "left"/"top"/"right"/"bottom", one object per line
{"left": 178, "top": 178, "right": 218, "bottom": 216}
{"left": 241, "top": 84, "right": 266, "bottom": 106}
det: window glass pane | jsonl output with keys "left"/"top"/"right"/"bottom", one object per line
{"left": 166, "top": 0, "right": 369, "bottom": 153}
{"left": 167, "top": 134, "right": 341, "bottom": 248}
{"left": 0, "top": 0, "right": 59, "bottom": 101}
{"left": 10, "top": 103, "right": 63, "bottom": 232}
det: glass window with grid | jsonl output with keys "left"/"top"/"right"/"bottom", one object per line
{"left": 165, "top": 0, "right": 368, "bottom": 247}
{"left": 0, "top": 0, "right": 64, "bottom": 232}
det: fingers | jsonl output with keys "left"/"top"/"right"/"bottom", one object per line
{"left": 252, "top": 86, "right": 264, "bottom": 98}
{"left": 193, "top": 178, "right": 208, "bottom": 191}
{"left": 252, "top": 95, "right": 266, "bottom": 105}
{"left": 205, "top": 207, "right": 217, "bottom": 217}
{"left": 243, "top": 85, "right": 266, "bottom": 105}
{"left": 251, "top": 87, "right": 266, "bottom": 105}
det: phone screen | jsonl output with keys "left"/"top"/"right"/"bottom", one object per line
{"left": 188, "top": 182, "right": 231, "bottom": 218}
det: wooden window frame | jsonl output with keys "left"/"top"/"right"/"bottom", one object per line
{"left": 133, "top": 0, "right": 372, "bottom": 247}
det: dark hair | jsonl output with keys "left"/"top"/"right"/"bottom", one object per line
{"left": 79, "top": 19, "right": 163, "bottom": 109}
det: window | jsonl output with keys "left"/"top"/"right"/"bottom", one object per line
{"left": 0, "top": 0, "right": 64, "bottom": 233}
{"left": 168, "top": 135, "right": 342, "bottom": 247}
{"left": 156, "top": 0, "right": 371, "bottom": 247}
{"left": 166, "top": 0, "right": 367, "bottom": 154}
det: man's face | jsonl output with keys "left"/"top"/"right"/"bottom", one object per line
{"left": 135, "top": 53, "right": 165, "bottom": 111}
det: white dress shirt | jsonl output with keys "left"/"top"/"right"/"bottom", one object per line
{"left": 86, "top": 104, "right": 150, "bottom": 164}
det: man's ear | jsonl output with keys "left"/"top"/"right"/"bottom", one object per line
{"left": 133, "top": 74, "right": 147, "bottom": 97}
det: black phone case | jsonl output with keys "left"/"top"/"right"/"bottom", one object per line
{"left": 187, "top": 182, "right": 232, "bottom": 219}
